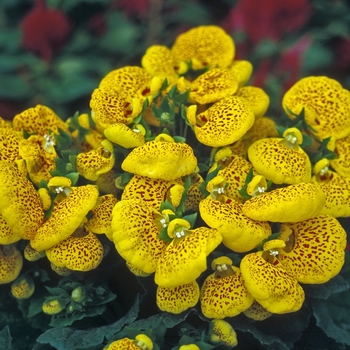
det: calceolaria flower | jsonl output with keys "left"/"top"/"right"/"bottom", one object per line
{"left": 0, "top": 23, "right": 349, "bottom": 350}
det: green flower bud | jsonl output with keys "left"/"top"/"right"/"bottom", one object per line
{"left": 71, "top": 286, "right": 85, "bottom": 303}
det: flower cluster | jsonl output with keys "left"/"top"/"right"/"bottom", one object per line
{"left": 0, "top": 25, "right": 349, "bottom": 348}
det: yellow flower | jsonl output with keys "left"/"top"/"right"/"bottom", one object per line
{"left": 184, "top": 173, "right": 205, "bottom": 212}
{"left": 179, "top": 345, "right": 200, "bottom": 350}
{"left": 247, "top": 130, "right": 312, "bottom": 184}
{"left": 243, "top": 116, "right": 279, "bottom": 147}
{"left": 90, "top": 87, "right": 141, "bottom": 129}
{"left": 0, "top": 161, "right": 44, "bottom": 241}
{"left": 0, "top": 127, "right": 23, "bottom": 163}
{"left": 201, "top": 257, "right": 254, "bottom": 318}
{"left": 0, "top": 245, "right": 23, "bottom": 284}
{"left": 240, "top": 244, "right": 305, "bottom": 314}
{"left": 11, "top": 275, "right": 35, "bottom": 299}
{"left": 46, "top": 229, "right": 104, "bottom": 271}
{"left": 141, "top": 45, "right": 179, "bottom": 86}
{"left": 210, "top": 319, "right": 238, "bottom": 348}
{"left": 111, "top": 199, "right": 169, "bottom": 274}
{"left": 104, "top": 123, "right": 145, "bottom": 148}
{"left": 24, "top": 243, "right": 46, "bottom": 262}
{"left": 76, "top": 139, "right": 115, "bottom": 181}
{"left": 12, "top": 105, "right": 69, "bottom": 136}
{"left": 277, "top": 214, "right": 347, "bottom": 284}
{"left": 185, "top": 68, "right": 239, "bottom": 104}
{"left": 199, "top": 197, "right": 271, "bottom": 253}
{"left": 99, "top": 66, "right": 155, "bottom": 101}
{"left": 42, "top": 299, "right": 63, "bottom": 315}
{"left": 283, "top": 76, "right": 350, "bottom": 140}
{"left": 156, "top": 281, "right": 200, "bottom": 314}
{"left": 229, "top": 60, "right": 253, "bottom": 86}
{"left": 38, "top": 187, "right": 52, "bottom": 211}
{"left": 154, "top": 227, "right": 222, "bottom": 288}
{"left": 171, "top": 25, "right": 235, "bottom": 70}
{"left": 0, "top": 214, "right": 21, "bottom": 245}
{"left": 18, "top": 135, "right": 58, "bottom": 186}
{"left": 30, "top": 185, "right": 99, "bottom": 251}
{"left": 243, "top": 300, "right": 273, "bottom": 321}
{"left": 86, "top": 194, "right": 118, "bottom": 239}
{"left": 330, "top": 135, "right": 350, "bottom": 177}
{"left": 191, "top": 96, "right": 255, "bottom": 147}
{"left": 242, "top": 182, "right": 326, "bottom": 223}
{"left": 235, "top": 86, "right": 270, "bottom": 119}
{"left": 104, "top": 334, "right": 153, "bottom": 350}
{"left": 122, "top": 137, "right": 197, "bottom": 181}
{"left": 122, "top": 174, "right": 181, "bottom": 209}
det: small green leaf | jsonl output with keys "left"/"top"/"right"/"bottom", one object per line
{"left": 0, "top": 326, "right": 11, "bottom": 350}
{"left": 158, "top": 227, "right": 172, "bottom": 243}
{"left": 182, "top": 212, "right": 197, "bottom": 228}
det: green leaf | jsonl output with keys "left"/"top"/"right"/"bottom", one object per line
{"left": 173, "top": 136, "right": 186, "bottom": 143}
{"left": 303, "top": 274, "right": 349, "bottom": 299}
{"left": 311, "top": 290, "right": 350, "bottom": 346}
{"left": 36, "top": 295, "right": 140, "bottom": 350}
{"left": 0, "top": 326, "right": 11, "bottom": 350}
{"left": 158, "top": 227, "right": 172, "bottom": 243}
{"left": 159, "top": 199, "right": 175, "bottom": 212}
{"left": 65, "top": 172, "right": 79, "bottom": 186}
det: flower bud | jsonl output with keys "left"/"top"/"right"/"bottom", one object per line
{"left": 11, "top": 275, "right": 35, "bottom": 299}
{"left": 42, "top": 299, "right": 63, "bottom": 315}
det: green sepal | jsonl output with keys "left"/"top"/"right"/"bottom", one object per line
{"left": 173, "top": 135, "right": 186, "bottom": 143}
{"left": 159, "top": 199, "right": 175, "bottom": 213}
{"left": 54, "top": 128, "right": 72, "bottom": 151}
{"left": 237, "top": 167, "right": 254, "bottom": 200}
{"left": 182, "top": 212, "right": 197, "bottom": 228}
{"left": 65, "top": 172, "right": 79, "bottom": 186}
{"left": 158, "top": 227, "right": 173, "bottom": 243}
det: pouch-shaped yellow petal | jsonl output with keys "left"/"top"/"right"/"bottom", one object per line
{"left": 330, "top": 135, "right": 350, "bottom": 177}
{"left": 31, "top": 185, "right": 99, "bottom": 251}
{"left": 243, "top": 300, "right": 273, "bottom": 321}
{"left": 154, "top": 227, "right": 222, "bottom": 288}
{"left": 248, "top": 137, "right": 312, "bottom": 184}
{"left": 229, "top": 60, "right": 253, "bottom": 86}
{"left": 0, "top": 128, "right": 22, "bottom": 163}
{"left": 99, "top": 66, "right": 153, "bottom": 100}
{"left": 171, "top": 26, "right": 235, "bottom": 70}
{"left": 189, "top": 69, "right": 238, "bottom": 104}
{"left": 199, "top": 197, "right": 271, "bottom": 252}
{"left": 0, "top": 214, "right": 21, "bottom": 245}
{"left": 104, "top": 123, "right": 145, "bottom": 148}
{"left": 156, "top": 281, "right": 200, "bottom": 314}
{"left": 141, "top": 45, "right": 178, "bottom": 85}
{"left": 193, "top": 96, "right": 255, "bottom": 147}
{"left": 244, "top": 116, "right": 278, "bottom": 146}
{"left": 201, "top": 269, "right": 254, "bottom": 318}
{"left": 76, "top": 140, "right": 115, "bottom": 181}
{"left": 90, "top": 88, "right": 138, "bottom": 129}
{"left": 240, "top": 252, "right": 305, "bottom": 314}
{"left": 318, "top": 174, "right": 350, "bottom": 217}
{"left": 122, "top": 140, "right": 197, "bottom": 181}
{"left": 122, "top": 175, "right": 180, "bottom": 209}
{"left": 0, "top": 245, "right": 23, "bottom": 284}
{"left": 235, "top": 86, "right": 270, "bottom": 119}
{"left": 13, "top": 105, "right": 68, "bottom": 135}
{"left": 242, "top": 182, "right": 325, "bottom": 223}
{"left": 278, "top": 214, "right": 347, "bottom": 284}
{"left": 282, "top": 76, "right": 350, "bottom": 140}
{"left": 112, "top": 200, "right": 168, "bottom": 274}
{"left": 46, "top": 230, "right": 104, "bottom": 271}
{"left": 0, "top": 161, "right": 44, "bottom": 240}
{"left": 210, "top": 319, "right": 238, "bottom": 348}
{"left": 86, "top": 194, "right": 118, "bottom": 238}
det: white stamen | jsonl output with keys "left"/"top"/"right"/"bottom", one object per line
{"left": 269, "top": 250, "right": 279, "bottom": 256}
{"left": 43, "top": 134, "right": 55, "bottom": 153}
{"left": 285, "top": 134, "right": 298, "bottom": 144}
{"left": 175, "top": 230, "right": 186, "bottom": 238}
{"left": 55, "top": 186, "right": 64, "bottom": 193}
{"left": 160, "top": 218, "right": 167, "bottom": 228}
{"left": 319, "top": 166, "right": 329, "bottom": 176}
{"left": 217, "top": 187, "right": 225, "bottom": 194}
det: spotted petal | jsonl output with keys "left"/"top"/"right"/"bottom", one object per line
{"left": 200, "top": 197, "right": 271, "bottom": 252}
{"left": 154, "top": 227, "right": 222, "bottom": 288}
{"left": 200, "top": 268, "right": 254, "bottom": 318}
{"left": 112, "top": 199, "right": 168, "bottom": 274}
{"left": 0, "top": 161, "right": 44, "bottom": 240}
{"left": 46, "top": 230, "right": 104, "bottom": 271}
{"left": 0, "top": 246, "right": 23, "bottom": 285}
{"left": 31, "top": 185, "right": 99, "bottom": 251}
{"left": 278, "top": 214, "right": 347, "bottom": 284}
{"left": 242, "top": 182, "right": 325, "bottom": 223}
{"left": 330, "top": 135, "right": 350, "bottom": 177}
{"left": 156, "top": 281, "right": 200, "bottom": 314}
{"left": 240, "top": 252, "right": 305, "bottom": 314}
